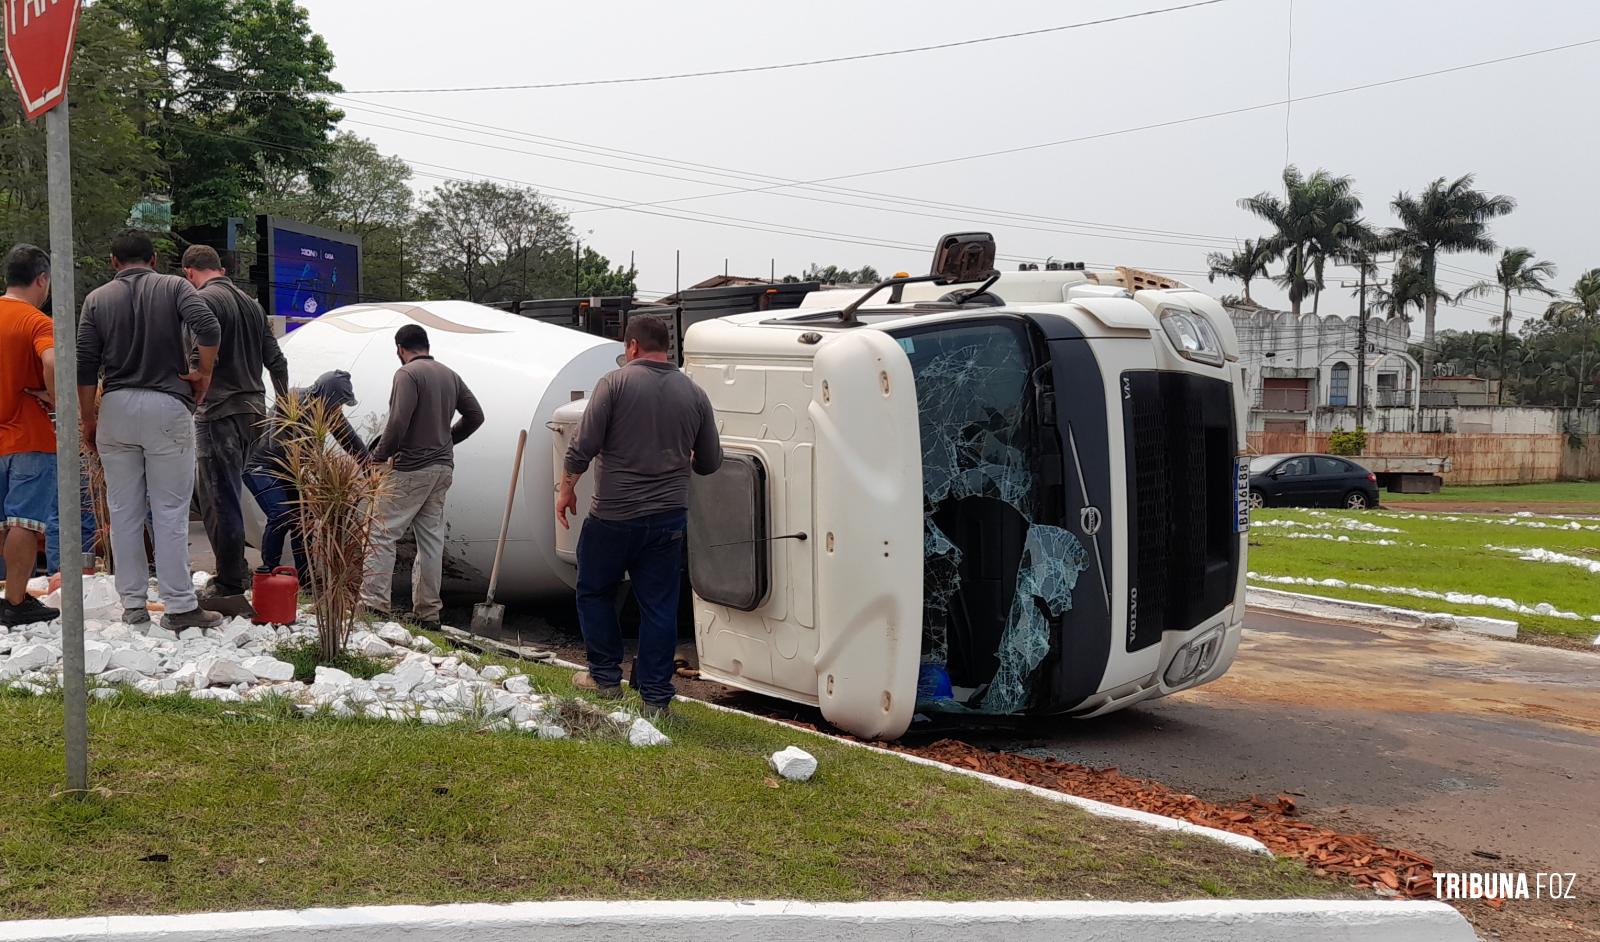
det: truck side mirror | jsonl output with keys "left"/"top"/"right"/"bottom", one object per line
{"left": 931, "top": 232, "right": 997, "bottom": 284}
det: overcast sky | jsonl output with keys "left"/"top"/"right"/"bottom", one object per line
{"left": 295, "top": 0, "right": 1599, "bottom": 332}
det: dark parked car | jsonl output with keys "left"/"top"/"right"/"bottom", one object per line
{"left": 1247, "top": 453, "right": 1380, "bottom": 510}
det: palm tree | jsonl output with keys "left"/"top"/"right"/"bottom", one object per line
{"left": 1206, "top": 238, "right": 1272, "bottom": 304}
{"left": 1388, "top": 174, "right": 1516, "bottom": 377}
{"left": 1372, "top": 256, "right": 1448, "bottom": 324}
{"left": 1456, "top": 248, "right": 1557, "bottom": 403}
{"left": 1544, "top": 268, "right": 1600, "bottom": 407}
{"left": 1306, "top": 181, "right": 1368, "bottom": 315}
{"left": 1239, "top": 166, "right": 1326, "bottom": 316}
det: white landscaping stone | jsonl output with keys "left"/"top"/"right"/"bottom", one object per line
{"left": 503, "top": 674, "right": 532, "bottom": 695}
{"left": 537, "top": 724, "right": 568, "bottom": 740}
{"left": 769, "top": 746, "right": 818, "bottom": 782}
{"left": 90, "top": 687, "right": 121, "bottom": 702}
{"left": 191, "top": 688, "right": 242, "bottom": 703}
{"left": 313, "top": 665, "right": 355, "bottom": 688}
{"left": 198, "top": 655, "right": 258, "bottom": 687}
{"left": 375, "top": 622, "right": 414, "bottom": 646}
{"left": 99, "top": 667, "right": 145, "bottom": 686}
{"left": 480, "top": 665, "right": 508, "bottom": 683}
{"left": 351, "top": 633, "right": 396, "bottom": 657}
{"left": 9, "top": 681, "right": 47, "bottom": 696}
{"left": 6, "top": 643, "right": 55, "bottom": 672}
{"left": 177, "top": 627, "right": 205, "bottom": 641}
{"left": 412, "top": 635, "right": 438, "bottom": 653}
{"left": 146, "top": 626, "right": 178, "bottom": 641}
{"left": 108, "top": 647, "right": 159, "bottom": 675}
{"left": 82, "top": 640, "right": 113, "bottom": 675}
{"left": 242, "top": 656, "right": 296, "bottom": 682}
{"left": 627, "top": 717, "right": 670, "bottom": 747}
{"left": 167, "top": 663, "right": 205, "bottom": 690}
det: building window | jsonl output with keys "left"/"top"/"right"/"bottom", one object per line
{"left": 1329, "top": 362, "right": 1350, "bottom": 406}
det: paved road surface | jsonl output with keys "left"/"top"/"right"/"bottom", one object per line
{"left": 977, "top": 613, "right": 1600, "bottom": 941}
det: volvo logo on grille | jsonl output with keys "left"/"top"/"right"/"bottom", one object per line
{"left": 1080, "top": 506, "right": 1103, "bottom": 535}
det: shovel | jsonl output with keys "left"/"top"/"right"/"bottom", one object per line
{"left": 472, "top": 428, "right": 528, "bottom": 637}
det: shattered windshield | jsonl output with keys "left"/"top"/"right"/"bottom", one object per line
{"left": 894, "top": 321, "right": 1088, "bottom": 715}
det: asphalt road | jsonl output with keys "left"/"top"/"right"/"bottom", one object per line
{"left": 976, "top": 612, "right": 1600, "bottom": 941}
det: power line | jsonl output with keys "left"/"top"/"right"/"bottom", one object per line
{"left": 1282, "top": 0, "right": 1295, "bottom": 168}
{"left": 284, "top": 1, "right": 1239, "bottom": 95}
{"left": 333, "top": 97, "right": 1243, "bottom": 247}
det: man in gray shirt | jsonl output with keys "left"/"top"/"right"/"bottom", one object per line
{"left": 182, "top": 245, "right": 289, "bottom": 600}
{"left": 558, "top": 315, "right": 721, "bottom": 716}
{"left": 77, "top": 230, "right": 223, "bottom": 630}
{"left": 361, "top": 323, "right": 483, "bottom": 630}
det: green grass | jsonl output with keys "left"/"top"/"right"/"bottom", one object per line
{"left": 1390, "top": 481, "right": 1600, "bottom": 506}
{"left": 0, "top": 651, "right": 1333, "bottom": 918}
{"left": 1247, "top": 507, "right": 1600, "bottom": 639}
{"left": 272, "top": 640, "right": 390, "bottom": 684}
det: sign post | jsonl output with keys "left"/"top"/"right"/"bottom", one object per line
{"left": 7, "top": 0, "right": 87, "bottom": 792}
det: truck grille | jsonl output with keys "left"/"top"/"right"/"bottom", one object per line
{"left": 1121, "top": 371, "right": 1238, "bottom": 652}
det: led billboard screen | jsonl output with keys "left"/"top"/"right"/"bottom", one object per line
{"left": 258, "top": 216, "right": 362, "bottom": 328}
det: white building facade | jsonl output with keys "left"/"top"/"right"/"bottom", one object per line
{"left": 1228, "top": 306, "right": 1422, "bottom": 434}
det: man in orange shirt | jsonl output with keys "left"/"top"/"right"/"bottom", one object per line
{"left": 0, "top": 244, "right": 61, "bottom": 627}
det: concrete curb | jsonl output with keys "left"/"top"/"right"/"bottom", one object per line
{"left": 1247, "top": 586, "right": 1519, "bottom": 639}
{"left": 0, "top": 899, "right": 1478, "bottom": 942}
{"left": 529, "top": 654, "right": 1271, "bottom": 857}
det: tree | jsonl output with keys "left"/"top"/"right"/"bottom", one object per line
{"left": 1372, "top": 256, "right": 1449, "bottom": 324}
{"left": 787, "top": 263, "right": 880, "bottom": 284}
{"left": 255, "top": 133, "right": 415, "bottom": 300}
{"left": 1456, "top": 248, "right": 1557, "bottom": 403}
{"left": 574, "top": 246, "right": 637, "bottom": 297}
{"left": 414, "top": 180, "right": 574, "bottom": 303}
{"left": 1544, "top": 269, "right": 1600, "bottom": 407}
{"left": 1206, "top": 238, "right": 1272, "bottom": 303}
{"left": 99, "top": 0, "right": 343, "bottom": 227}
{"left": 0, "top": 7, "right": 163, "bottom": 301}
{"left": 1238, "top": 166, "right": 1361, "bottom": 317}
{"left": 1388, "top": 174, "right": 1516, "bottom": 377}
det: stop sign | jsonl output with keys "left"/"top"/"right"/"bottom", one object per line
{"left": 5, "top": 0, "right": 81, "bottom": 119}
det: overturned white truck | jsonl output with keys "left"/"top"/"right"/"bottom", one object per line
{"left": 277, "top": 234, "right": 1250, "bottom": 739}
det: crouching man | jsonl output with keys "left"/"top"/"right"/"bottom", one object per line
{"left": 556, "top": 316, "right": 721, "bottom": 718}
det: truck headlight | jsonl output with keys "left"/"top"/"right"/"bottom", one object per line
{"left": 1159, "top": 309, "right": 1224, "bottom": 366}
{"left": 1164, "top": 626, "right": 1224, "bottom": 686}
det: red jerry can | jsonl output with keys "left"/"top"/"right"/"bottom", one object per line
{"left": 251, "top": 567, "right": 300, "bottom": 626}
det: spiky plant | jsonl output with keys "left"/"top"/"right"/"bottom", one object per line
{"left": 270, "top": 392, "right": 390, "bottom": 662}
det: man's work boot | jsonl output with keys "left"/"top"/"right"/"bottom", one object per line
{"left": 122, "top": 607, "right": 151, "bottom": 625}
{"left": 200, "top": 593, "right": 255, "bottom": 619}
{"left": 640, "top": 701, "right": 673, "bottom": 722}
{"left": 572, "top": 671, "right": 624, "bottom": 700}
{"left": 163, "top": 606, "right": 223, "bottom": 631}
{"left": 1, "top": 596, "right": 60, "bottom": 627}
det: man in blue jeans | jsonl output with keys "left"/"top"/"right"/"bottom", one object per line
{"left": 557, "top": 316, "right": 721, "bottom": 717}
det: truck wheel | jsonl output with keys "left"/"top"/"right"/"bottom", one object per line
{"left": 1344, "top": 490, "right": 1370, "bottom": 510}
{"left": 1247, "top": 489, "right": 1266, "bottom": 510}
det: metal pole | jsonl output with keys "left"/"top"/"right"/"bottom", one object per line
{"left": 1356, "top": 265, "right": 1368, "bottom": 419}
{"left": 674, "top": 249, "right": 679, "bottom": 297}
{"left": 47, "top": 99, "right": 87, "bottom": 793}
{"left": 573, "top": 240, "right": 580, "bottom": 296}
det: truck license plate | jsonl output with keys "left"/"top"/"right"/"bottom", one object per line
{"left": 1233, "top": 458, "right": 1250, "bottom": 533}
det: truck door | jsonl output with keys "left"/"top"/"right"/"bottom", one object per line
{"left": 809, "top": 328, "right": 924, "bottom": 740}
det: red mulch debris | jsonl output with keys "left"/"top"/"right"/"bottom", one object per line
{"left": 890, "top": 736, "right": 1437, "bottom": 899}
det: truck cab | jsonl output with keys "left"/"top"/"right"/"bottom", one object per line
{"left": 680, "top": 234, "right": 1250, "bottom": 739}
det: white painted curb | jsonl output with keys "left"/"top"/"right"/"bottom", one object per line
{"left": 0, "top": 899, "right": 1478, "bottom": 942}
{"left": 1247, "top": 586, "right": 1518, "bottom": 639}
{"left": 534, "top": 655, "right": 1272, "bottom": 857}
